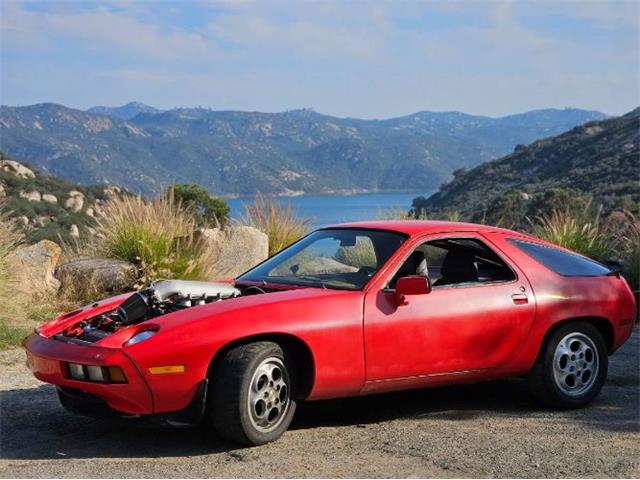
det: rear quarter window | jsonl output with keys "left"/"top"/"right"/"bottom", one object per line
{"left": 508, "top": 239, "right": 611, "bottom": 277}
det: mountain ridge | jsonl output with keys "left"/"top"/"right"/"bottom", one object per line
{"left": 414, "top": 107, "right": 640, "bottom": 222}
{"left": 0, "top": 102, "right": 607, "bottom": 196}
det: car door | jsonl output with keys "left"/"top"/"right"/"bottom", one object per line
{"left": 363, "top": 232, "right": 536, "bottom": 381}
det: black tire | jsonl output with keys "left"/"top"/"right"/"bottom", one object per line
{"left": 207, "top": 341, "right": 297, "bottom": 446}
{"left": 528, "top": 321, "right": 608, "bottom": 408}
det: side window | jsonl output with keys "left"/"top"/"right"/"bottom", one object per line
{"left": 508, "top": 239, "right": 611, "bottom": 277}
{"left": 388, "top": 237, "right": 515, "bottom": 289}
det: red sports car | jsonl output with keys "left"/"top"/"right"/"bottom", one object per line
{"left": 24, "top": 221, "right": 636, "bottom": 445}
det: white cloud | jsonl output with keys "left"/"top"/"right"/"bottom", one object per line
{"left": 1, "top": 1, "right": 214, "bottom": 60}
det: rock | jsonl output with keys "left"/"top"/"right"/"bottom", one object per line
{"left": 103, "top": 186, "right": 121, "bottom": 196}
{"left": 19, "top": 190, "right": 41, "bottom": 202}
{"left": 0, "top": 160, "right": 35, "bottom": 179}
{"left": 198, "top": 226, "right": 269, "bottom": 279}
{"left": 69, "top": 224, "right": 80, "bottom": 238}
{"left": 0, "top": 182, "right": 5, "bottom": 197}
{"left": 56, "top": 257, "right": 136, "bottom": 294}
{"left": 18, "top": 216, "right": 29, "bottom": 226}
{"left": 14, "top": 240, "right": 62, "bottom": 294}
{"left": 65, "top": 190, "right": 84, "bottom": 212}
{"left": 85, "top": 207, "right": 95, "bottom": 218}
{"left": 42, "top": 193, "right": 58, "bottom": 203}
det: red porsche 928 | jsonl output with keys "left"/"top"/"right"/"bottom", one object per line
{"left": 24, "top": 221, "right": 636, "bottom": 445}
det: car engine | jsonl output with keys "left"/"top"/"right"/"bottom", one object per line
{"left": 59, "top": 280, "right": 241, "bottom": 343}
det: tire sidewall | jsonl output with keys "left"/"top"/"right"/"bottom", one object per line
{"left": 237, "top": 344, "right": 297, "bottom": 445}
{"left": 541, "top": 322, "right": 608, "bottom": 408}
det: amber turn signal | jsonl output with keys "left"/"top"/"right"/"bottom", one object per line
{"left": 148, "top": 365, "right": 186, "bottom": 375}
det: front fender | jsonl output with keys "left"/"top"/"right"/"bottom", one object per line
{"left": 125, "top": 288, "right": 365, "bottom": 413}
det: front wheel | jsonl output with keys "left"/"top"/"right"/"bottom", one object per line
{"left": 528, "top": 322, "right": 608, "bottom": 408}
{"left": 207, "top": 342, "right": 296, "bottom": 445}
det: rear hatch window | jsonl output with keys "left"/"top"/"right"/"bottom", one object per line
{"left": 508, "top": 239, "right": 611, "bottom": 277}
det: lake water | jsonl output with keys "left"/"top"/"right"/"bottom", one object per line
{"left": 227, "top": 191, "right": 432, "bottom": 227}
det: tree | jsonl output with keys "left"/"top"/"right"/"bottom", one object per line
{"left": 169, "top": 183, "right": 230, "bottom": 227}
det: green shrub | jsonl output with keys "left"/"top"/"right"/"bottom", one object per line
{"left": 169, "top": 183, "right": 230, "bottom": 227}
{"left": 92, "top": 193, "right": 219, "bottom": 284}
{"left": 240, "top": 193, "right": 312, "bottom": 255}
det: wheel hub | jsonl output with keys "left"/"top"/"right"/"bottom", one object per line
{"left": 552, "top": 332, "right": 599, "bottom": 396}
{"left": 247, "top": 357, "right": 290, "bottom": 432}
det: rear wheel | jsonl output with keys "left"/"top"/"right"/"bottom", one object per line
{"left": 528, "top": 322, "right": 607, "bottom": 408}
{"left": 207, "top": 342, "right": 296, "bottom": 445}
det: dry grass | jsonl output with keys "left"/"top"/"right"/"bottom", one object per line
{"left": 0, "top": 210, "right": 32, "bottom": 348}
{"left": 531, "top": 203, "right": 615, "bottom": 261}
{"left": 240, "top": 193, "right": 312, "bottom": 255}
{"left": 89, "top": 193, "right": 220, "bottom": 285}
{"left": 609, "top": 210, "right": 640, "bottom": 299}
{"left": 377, "top": 207, "right": 429, "bottom": 220}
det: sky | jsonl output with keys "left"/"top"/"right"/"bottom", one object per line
{"left": 1, "top": 0, "right": 638, "bottom": 118}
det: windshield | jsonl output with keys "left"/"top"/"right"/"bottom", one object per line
{"left": 238, "top": 228, "right": 407, "bottom": 290}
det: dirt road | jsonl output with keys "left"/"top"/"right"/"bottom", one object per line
{"left": 1, "top": 331, "right": 638, "bottom": 478}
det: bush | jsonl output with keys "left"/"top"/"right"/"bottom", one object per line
{"left": 92, "top": 193, "right": 219, "bottom": 284}
{"left": 169, "top": 183, "right": 230, "bottom": 227}
{"left": 240, "top": 193, "right": 312, "bottom": 255}
{"left": 530, "top": 202, "right": 615, "bottom": 261}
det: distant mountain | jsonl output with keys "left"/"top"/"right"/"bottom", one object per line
{"left": 0, "top": 103, "right": 606, "bottom": 196}
{"left": 415, "top": 108, "right": 639, "bottom": 220}
{"left": 87, "top": 102, "right": 162, "bottom": 120}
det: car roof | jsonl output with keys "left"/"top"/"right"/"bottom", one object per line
{"left": 321, "top": 220, "right": 530, "bottom": 238}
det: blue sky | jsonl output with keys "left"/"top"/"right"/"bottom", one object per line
{"left": 1, "top": 0, "right": 638, "bottom": 118}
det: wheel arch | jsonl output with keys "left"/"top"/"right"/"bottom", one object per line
{"left": 541, "top": 316, "right": 614, "bottom": 354}
{"left": 206, "top": 333, "right": 316, "bottom": 400}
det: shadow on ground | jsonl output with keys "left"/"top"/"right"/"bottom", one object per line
{"left": 1, "top": 331, "right": 637, "bottom": 461}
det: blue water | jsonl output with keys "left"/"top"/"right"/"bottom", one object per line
{"left": 227, "top": 191, "right": 432, "bottom": 228}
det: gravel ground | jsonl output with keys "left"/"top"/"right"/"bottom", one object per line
{"left": 1, "top": 330, "right": 638, "bottom": 478}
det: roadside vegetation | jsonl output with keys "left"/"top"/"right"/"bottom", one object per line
{"left": 90, "top": 192, "right": 221, "bottom": 286}
{"left": 0, "top": 210, "right": 30, "bottom": 349}
{"left": 240, "top": 193, "right": 312, "bottom": 255}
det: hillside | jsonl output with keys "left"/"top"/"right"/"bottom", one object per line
{"left": 0, "top": 103, "right": 605, "bottom": 196}
{"left": 0, "top": 152, "right": 120, "bottom": 243}
{"left": 87, "top": 102, "right": 162, "bottom": 120}
{"left": 415, "top": 108, "right": 640, "bottom": 222}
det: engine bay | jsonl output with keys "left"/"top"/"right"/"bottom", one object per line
{"left": 58, "top": 280, "right": 244, "bottom": 343}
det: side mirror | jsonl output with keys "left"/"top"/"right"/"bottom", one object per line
{"left": 394, "top": 275, "right": 431, "bottom": 306}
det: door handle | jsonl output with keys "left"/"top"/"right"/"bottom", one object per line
{"left": 511, "top": 293, "right": 528, "bottom": 305}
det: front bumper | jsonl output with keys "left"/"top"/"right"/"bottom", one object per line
{"left": 23, "top": 332, "right": 154, "bottom": 415}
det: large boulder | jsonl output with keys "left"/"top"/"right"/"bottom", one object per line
{"left": 19, "top": 190, "right": 41, "bottom": 202}
{"left": 56, "top": 257, "right": 136, "bottom": 294}
{"left": 65, "top": 190, "right": 85, "bottom": 212}
{"left": 199, "top": 226, "right": 269, "bottom": 279}
{"left": 0, "top": 160, "right": 35, "bottom": 179}
{"left": 14, "top": 240, "right": 62, "bottom": 295}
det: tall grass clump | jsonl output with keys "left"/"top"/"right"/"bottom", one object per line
{"left": 0, "top": 210, "right": 32, "bottom": 349}
{"left": 334, "top": 239, "right": 377, "bottom": 269}
{"left": 240, "top": 193, "right": 312, "bottom": 255}
{"left": 613, "top": 210, "right": 640, "bottom": 300}
{"left": 377, "top": 207, "right": 429, "bottom": 220}
{"left": 531, "top": 203, "right": 615, "bottom": 261}
{"left": 93, "top": 193, "right": 219, "bottom": 284}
